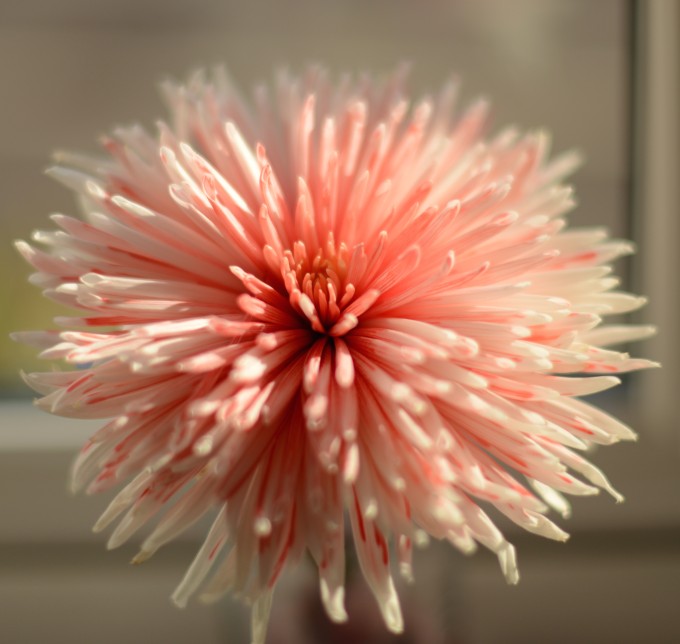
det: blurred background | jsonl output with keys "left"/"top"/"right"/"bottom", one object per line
{"left": 0, "top": 1, "right": 678, "bottom": 642}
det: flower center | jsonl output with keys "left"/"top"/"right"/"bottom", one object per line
{"left": 282, "top": 237, "right": 357, "bottom": 335}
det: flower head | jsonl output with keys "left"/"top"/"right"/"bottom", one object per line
{"left": 17, "top": 67, "right": 656, "bottom": 641}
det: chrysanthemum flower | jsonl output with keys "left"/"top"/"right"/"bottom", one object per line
{"left": 16, "top": 67, "right": 656, "bottom": 642}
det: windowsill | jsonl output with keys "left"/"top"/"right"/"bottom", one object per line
{"left": 0, "top": 399, "right": 678, "bottom": 545}
{"left": 0, "top": 399, "right": 98, "bottom": 451}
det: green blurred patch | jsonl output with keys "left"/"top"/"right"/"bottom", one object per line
{"left": 1, "top": 230, "right": 74, "bottom": 398}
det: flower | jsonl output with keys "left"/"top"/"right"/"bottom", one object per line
{"left": 16, "top": 67, "right": 656, "bottom": 642}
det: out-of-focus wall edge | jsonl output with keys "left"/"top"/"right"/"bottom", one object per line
{"left": 631, "top": 0, "right": 680, "bottom": 437}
